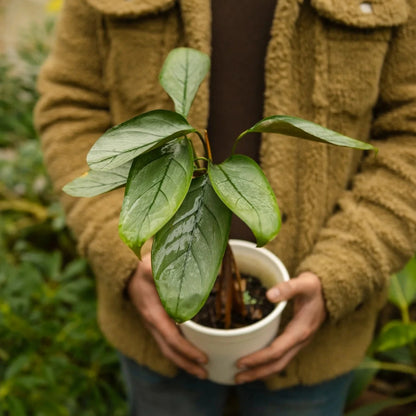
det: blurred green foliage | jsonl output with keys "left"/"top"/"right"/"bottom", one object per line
{"left": 0, "top": 18, "right": 127, "bottom": 416}
{"left": 346, "top": 257, "right": 416, "bottom": 416}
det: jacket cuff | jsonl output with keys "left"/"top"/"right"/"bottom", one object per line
{"left": 296, "top": 249, "right": 380, "bottom": 323}
{"left": 85, "top": 214, "right": 138, "bottom": 292}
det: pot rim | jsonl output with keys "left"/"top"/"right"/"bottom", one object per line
{"left": 181, "top": 239, "right": 289, "bottom": 337}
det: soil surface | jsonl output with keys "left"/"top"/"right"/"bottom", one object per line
{"left": 192, "top": 274, "right": 275, "bottom": 329}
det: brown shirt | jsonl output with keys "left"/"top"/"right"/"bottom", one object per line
{"left": 208, "top": 0, "right": 277, "bottom": 240}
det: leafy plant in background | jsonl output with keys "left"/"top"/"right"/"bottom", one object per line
{"left": 0, "top": 18, "right": 126, "bottom": 416}
{"left": 0, "top": 17, "right": 54, "bottom": 147}
{"left": 346, "top": 256, "right": 416, "bottom": 416}
{"left": 0, "top": 253, "right": 126, "bottom": 416}
{"left": 64, "top": 47, "right": 376, "bottom": 325}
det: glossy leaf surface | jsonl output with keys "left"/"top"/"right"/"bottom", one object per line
{"left": 87, "top": 110, "right": 195, "bottom": 171}
{"left": 208, "top": 155, "right": 280, "bottom": 246}
{"left": 159, "top": 48, "right": 210, "bottom": 117}
{"left": 152, "top": 175, "right": 232, "bottom": 322}
{"left": 119, "top": 139, "right": 194, "bottom": 256}
{"left": 63, "top": 162, "right": 132, "bottom": 197}
{"left": 243, "top": 115, "right": 376, "bottom": 151}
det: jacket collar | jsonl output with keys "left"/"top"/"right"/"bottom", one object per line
{"left": 179, "top": 0, "right": 211, "bottom": 54}
{"left": 85, "top": 0, "right": 212, "bottom": 52}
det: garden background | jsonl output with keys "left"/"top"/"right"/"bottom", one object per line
{"left": 0, "top": 1, "right": 127, "bottom": 414}
{"left": 0, "top": 1, "right": 415, "bottom": 415}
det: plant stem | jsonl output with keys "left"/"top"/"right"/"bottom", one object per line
{"left": 195, "top": 130, "right": 211, "bottom": 161}
{"left": 232, "top": 130, "right": 250, "bottom": 154}
{"left": 215, "top": 278, "right": 222, "bottom": 322}
{"left": 0, "top": 199, "right": 48, "bottom": 221}
{"left": 231, "top": 250, "right": 247, "bottom": 318}
{"left": 194, "top": 157, "right": 210, "bottom": 163}
{"left": 222, "top": 245, "right": 233, "bottom": 329}
{"left": 204, "top": 130, "right": 213, "bottom": 161}
{"left": 360, "top": 360, "right": 416, "bottom": 375}
{"left": 401, "top": 306, "right": 411, "bottom": 325}
{"left": 215, "top": 244, "right": 247, "bottom": 329}
{"left": 193, "top": 157, "right": 209, "bottom": 174}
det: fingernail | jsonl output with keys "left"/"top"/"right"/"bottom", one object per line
{"left": 237, "top": 362, "right": 247, "bottom": 370}
{"left": 267, "top": 287, "right": 280, "bottom": 302}
{"left": 197, "top": 357, "right": 208, "bottom": 364}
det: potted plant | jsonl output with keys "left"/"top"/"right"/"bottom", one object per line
{"left": 63, "top": 47, "right": 376, "bottom": 384}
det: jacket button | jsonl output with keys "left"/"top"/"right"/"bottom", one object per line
{"left": 360, "top": 2, "right": 373, "bottom": 14}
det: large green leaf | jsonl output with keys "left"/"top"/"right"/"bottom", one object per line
{"left": 151, "top": 175, "right": 232, "bottom": 322}
{"left": 370, "top": 321, "right": 416, "bottom": 353}
{"left": 62, "top": 162, "right": 132, "bottom": 197}
{"left": 208, "top": 155, "right": 280, "bottom": 246}
{"left": 389, "top": 257, "right": 416, "bottom": 309}
{"left": 377, "top": 346, "right": 414, "bottom": 366}
{"left": 159, "top": 48, "right": 210, "bottom": 117}
{"left": 87, "top": 110, "right": 195, "bottom": 171}
{"left": 239, "top": 115, "right": 377, "bottom": 151}
{"left": 119, "top": 139, "right": 194, "bottom": 256}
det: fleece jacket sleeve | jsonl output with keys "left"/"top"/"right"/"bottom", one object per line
{"left": 34, "top": 0, "right": 140, "bottom": 293}
{"left": 297, "top": 3, "right": 416, "bottom": 322}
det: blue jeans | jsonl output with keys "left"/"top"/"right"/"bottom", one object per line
{"left": 118, "top": 353, "right": 353, "bottom": 416}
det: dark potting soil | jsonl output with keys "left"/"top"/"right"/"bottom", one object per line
{"left": 192, "top": 274, "right": 275, "bottom": 329}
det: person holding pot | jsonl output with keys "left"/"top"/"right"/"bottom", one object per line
{"left": 35, "top": 0, "right": 416, "bottom": 415}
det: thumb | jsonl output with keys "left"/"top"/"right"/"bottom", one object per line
{"left": 266, "top": 280, "right": 298, "bottom": 303}
{"left": 267, "top": 272, "right": 318, "bottom": 303}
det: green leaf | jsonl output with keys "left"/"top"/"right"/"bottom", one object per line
{"left": 119, "top": 139, "right": 194, "bottom": 256}
{"left": 5, "top": 354, "right": 31, "bottom": 379}
{"left": 63, "top": 161, "right": 132, "bottom": 197}
{"left": 87, "top": 110, "right": 195, "bottom": 171}
{"left": 389, "top": 274, "right": 409, "bottom": 312}
{"left": 242, "top": 115, "right": 377, "bottom": 151}
{"left": 152, "top": 175, "right": 232, "bottom": 322}
{"left": 208, "top": 155, "right": 280, "bottom": 246}
{"left": 159, "top": 48, "right": 210, "bottom": 117}
{"left": 371, "top": 321, "right": 416, "bottom": 353}
{"left": 6, "top": 396, "right": 26, "bottom": 416}
{"left": 376, "top": 346, "right": 414, "bottom": 366}
{"left": 389, "top": 257, "right": 416, "bottom": 308}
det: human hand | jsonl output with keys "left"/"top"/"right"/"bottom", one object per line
{"left": 235, "top": 272, "right": 326, "bottom": 384}
{"left": 127, "top": 253, "right": 208, "bottom": 379}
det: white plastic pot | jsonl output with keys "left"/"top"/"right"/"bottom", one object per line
{"left": 181, "top": 239, "right": 289, "bottom": 385}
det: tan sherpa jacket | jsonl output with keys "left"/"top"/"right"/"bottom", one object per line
{"left": 35, "top": 0, "right": 416, "bottom": 389}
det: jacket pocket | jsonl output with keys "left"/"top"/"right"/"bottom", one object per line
{"left": 85, "top": 0, "right": 176, "bottom": 18}
{"left": 311, "top": 0, "right": 409, "bottom": 117}
{"left": 311, "top": 0, "right": 409, "bottom": 30}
